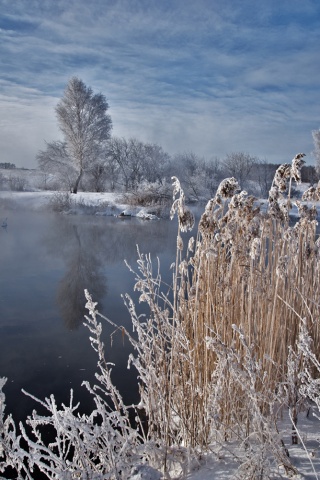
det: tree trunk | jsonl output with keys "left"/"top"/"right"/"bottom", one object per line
{"left": 72, "top": 170, "right": 83, "bottom": 194}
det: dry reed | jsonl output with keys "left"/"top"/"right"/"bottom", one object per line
{"left": 124, "top": 155, "right": 320, "bottom": 460}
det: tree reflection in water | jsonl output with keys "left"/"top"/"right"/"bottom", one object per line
{"left": 43, "top": 215, "right": 173, "bottom": 330}
{"left": 56, "top": 224, "right": 107, "bottom": 329}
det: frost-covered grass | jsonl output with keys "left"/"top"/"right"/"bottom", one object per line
{"left": 1, "top": 154, "right": 320, "bottom": 479}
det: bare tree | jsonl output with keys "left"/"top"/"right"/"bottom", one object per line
{"left": 8, "top": 175, "right": 28, "bottom": 192}
{"left": 37, "top": 140, "right": 77, "bottom": 191}
{"left": 106, "top": 137, "right": 132, "bottom": 191}
{"left": 252, "top": 160, "right": 278, "bottom": 198}
{"left": 85, "top": 162, "right": 109, "bottom": 192}
{"left": 142, "top": 143, "right": 171, "bottom": 184}
{"left": 106, "top": 137, "right": 147, "bottom": 191}
{"left": 222, "top": 152, "right": 257, "bottom": 190}
{"left": 204, "top": 156, "right": 223, "bottom": 197}
{"left": 127, "top": 138, "right": 145, "bottom": 190}
{"left": 172, "top": 152, "right": 205, "bottom": 201}
{"left": 105, "top": 137, "right": 171, "bottom": 192}
{"left": 55, "top": 77, "right": 112, "bottom": 193}
{"left": 172, "top": 152, "right": 222, "bottom": 201}
{"left": 104, "top": 149, "right": 120, "bottom": 191}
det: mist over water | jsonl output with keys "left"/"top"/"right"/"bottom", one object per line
{"left": 0, "top": 211, "right": 179, "bottom": 423}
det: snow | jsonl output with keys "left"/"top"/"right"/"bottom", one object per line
{"left": 0, "top": 190, "right": 161, "bottom": 219}
{"left": 1, "top": 189, "right": 320, "bottom": 479}
{"left": 0, "top": 190, "right": 120, "bottom": 210}
{"left": 1, "top": 187, "right": 319, "bottom": 219}
{"left": 129, "top": 465, "right": 162, "bottom": 480}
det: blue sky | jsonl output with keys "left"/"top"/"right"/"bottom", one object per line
{"left": 0, "top": 0, "right": 320, "bottom": 168}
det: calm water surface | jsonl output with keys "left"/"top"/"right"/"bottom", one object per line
{"left": 0, "top": 211, "right": 180, "bottom": 423}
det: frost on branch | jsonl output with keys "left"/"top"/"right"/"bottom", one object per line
{"left": 0, "top": 377, "right": 29, "bottom": 477}
{"left": 0, "top": 293, "right": 150, "bottom": 479}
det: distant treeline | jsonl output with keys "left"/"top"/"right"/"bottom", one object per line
{"left": 0, "top": 162, "right": 16, "bottom": 169}
{"left": 301, "top": 165, "right": 317, "bottom": 183}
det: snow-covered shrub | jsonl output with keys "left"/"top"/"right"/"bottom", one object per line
{"left": 49, "top": 191, "right": 73, "bottom": 212}
{"left": 121, "top": 181, "right": 172, "bottom": 207}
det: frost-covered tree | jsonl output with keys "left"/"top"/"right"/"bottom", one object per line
{"left": 312, "top": 127, "right": 320, "bottom": 178}
{"left": 56, "top": 77, "right": 112, "bottom": 193}
{"left": 142, "top": 143, "right": 171, "bottom": 184}
{"left": 39, "top": 77, "right": 112, "bottom": 193}
{"left": 204, "top": 156, "right": 224, "bottom": 196}
{"left": 252, "top": 160, "right": 278, "bottom": 198}
{"left": 83, "top": 160, "right": 109, "bottom": 192}
{"left": 172, "top": 152, "right": 206, "bottom": 201}
{"left": 222, "top": 152, "right": 257, "bottom": 190}
{"left": 106, "top": 137, "right": 138, "bottom": 191}
{"left": 106, "top": 137, "right": 172, "bottom": 192}
{"left": 172, "top": 153, "right": 222, "bottom": 201}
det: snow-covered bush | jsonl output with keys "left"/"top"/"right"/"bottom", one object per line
{"left": 49, "top": 191, "right": 73, "bottom": 212}
{"left": 121, "top": 181, "right": 172, "bottom": 207}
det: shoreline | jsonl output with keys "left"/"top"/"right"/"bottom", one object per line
{"left": 0, "top": 190, "right": 164, "bottom": 220}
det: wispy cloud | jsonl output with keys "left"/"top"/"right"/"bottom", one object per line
{"left": 0, "top": 0, "right": 319, "bottom": 167}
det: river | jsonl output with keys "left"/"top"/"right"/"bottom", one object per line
{"left": 0, "top": 211, "right": 181, "bottom": 423}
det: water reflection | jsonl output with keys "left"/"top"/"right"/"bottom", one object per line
{"left": 55, "top": 225, "right": 106, "bottom": 329}
{"left": 0, "top": 210, "right": 179, "bottom": 424}
{"left": 42, "top": 215, "right": 174, "bottom": 330}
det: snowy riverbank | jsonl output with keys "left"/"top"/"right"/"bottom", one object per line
{"left": 0, "top": 190, "right": 163, "bottom": 220}
{"left": 1, "top": 188, "right": 319, "bottom": 218}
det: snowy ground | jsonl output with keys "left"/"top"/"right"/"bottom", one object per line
{"left": 0, "top": 190, "right": 162, "bottom": 219}
{"left": 1, "top": 190, "right": 320, "bottom": 479}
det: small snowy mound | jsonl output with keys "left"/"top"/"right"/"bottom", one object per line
{"left": 136, "top": 210, "right": 159, "bottom": 220}
{"left": 118, "top": 207, "right": 159, "bottom": 220}
{"left": 129, "top": 464, "right": 162, "bottom": 480}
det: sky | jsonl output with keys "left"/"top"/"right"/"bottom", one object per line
{"left": 0, "top": 0, "right": 320, "bottom": 169}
